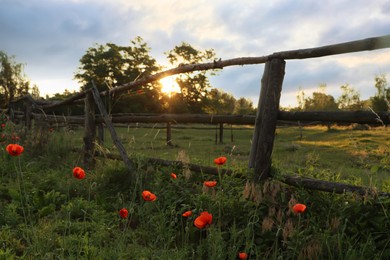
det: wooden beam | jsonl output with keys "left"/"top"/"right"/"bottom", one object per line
{"left": 83, "top": 91, "right": 96, "bottom": 168}
{"left": 251, "top": 59, "right": 286, "bottom": 182}
{"left": 90, "top": 83, "right": 134, "bottom": 175}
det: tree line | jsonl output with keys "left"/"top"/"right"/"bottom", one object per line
{"left": 1, "top": 37, "right": 389, "bottom": 115}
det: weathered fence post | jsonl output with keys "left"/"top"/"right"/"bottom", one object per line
{"left": 90, "top": 82, "right": 134, "bottom": 177}
{"left": 83, "top": 91, "right": 96, "bottom": 168}
{"left": 166, "top": 122, "right": 173, "bottom": 146}
{"left": 249, "top": 59, "right": 286, "bottom": 182}
{"left": 24, "top": 97, "right": 33, "bottom": 131}
{"left": 219, "top": 123, "right": 224, "bottom": 144}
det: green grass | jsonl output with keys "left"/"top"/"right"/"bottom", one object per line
{"left": 104, "top": 124, "right": 390, "bottom": 191}
{"left": 1, "top": 122, "right": 389, "bottom": 259}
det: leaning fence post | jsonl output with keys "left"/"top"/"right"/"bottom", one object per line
{"left": 90, "top": 82, "right": 134, "bottom": 178}
{"left": 83, "top": 91, "right": 96, "bottom": 168}
{"left": 249, "top": 59, "right": 286, "bottom": 182}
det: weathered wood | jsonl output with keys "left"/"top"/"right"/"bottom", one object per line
{"left": 90, "top": 83, "right": 134, "bottom": 174}
{"left": 219, "top": 123, "right": 224, "bottom": 144}
{"left": 281, "top": 175, "right": 390, "bottom": 197}
{"left": 252, "top": 59, "right": 286, "bottom": 182}
{"left": 166, "top": 122, "right": 173, "bottom": 146}
{"left": 83, "top": 91, "right": 96, "bottom": 168}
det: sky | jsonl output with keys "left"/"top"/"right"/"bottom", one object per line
{"left": 1, "top": 0, "right": 390, "bottom": 107}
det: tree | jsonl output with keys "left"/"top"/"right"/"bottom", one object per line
{"left": 204, "top": 88, "right": 236, "bottom": 114}
{"left": 370, "top": 74, "right": 390, "bottom": 111}
{"left": 337, "top": 84, "right": 362, "bottom": 110}
{"left": 165, "top": 42, "right": 218, "bottom": 113}
{"left": 302, "top": 84, "right": 338, "bottom": 111}
{"left": 0, "top": 51, "right": 30, "bottom": 108}
{"left": 234, "top": 97, "right": 256, "bottom": 115}
{"left": 75, "top": 37, "right": 162, "bottom": 113}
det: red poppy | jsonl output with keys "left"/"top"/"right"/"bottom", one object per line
{"left": 6, "top": 144, "right": 24, "bottom": 156}
{"left": 293, "top": 203, "right": 307, "bottom": 214}
{"left": 182, "top": 210, "right": 193, "bottom": 217}
{"left": 119, "top": 208, "right": 129, "bottom": 219}
{"left": 214, "top": 156, "right": 227, "bottom": 166}
{"left": 1, "top": 123, "right": 5, "bottom": 129}
{"left": 194, "top": 211, "right": 212, "bottom": 229}
{"left": 72, "top": 166, "right": 86, "bottom": 179}
{"left": 204, "top": 181, "right": 217, "bottom": 188}
{"left": 238, "top": 252, "right": 248, "bottom": 259}
{"left": 142, "top": 190, "right": 157, "bottom": 201}
{"left": 170, "top": 173, "right": 177, "bottom": 179}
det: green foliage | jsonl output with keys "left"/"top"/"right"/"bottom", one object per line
{"left": 0, "top": 51, "right": 31, "bottom": 108}
{"left": 370, "top": 74, "right": 390, "bottom": 112}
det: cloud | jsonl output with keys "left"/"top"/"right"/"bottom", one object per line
{"left": 1, "top": 0, "right": 390, "bottom": 107}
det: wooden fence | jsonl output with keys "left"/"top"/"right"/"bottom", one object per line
{"left": 6, "top": 34, "right": 390, "bottom": 196}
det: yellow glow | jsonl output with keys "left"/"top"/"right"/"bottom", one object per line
{"left": 160, "top": 76, "right": 181, "bottom": 97}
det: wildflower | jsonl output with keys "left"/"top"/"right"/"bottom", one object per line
{"left": 119, "top": 208, "right": 129, "bottom": 219}
{"left": 194, "top": 211, "right": 212, "bottom": 229}
{"left": 170, "top": 173, "right": 177, "bottom": 179}
{"left": 293, "top": 203, "right": 307, "bottom": 214}
{"left": 182, "top": 210, "right": 193, "bottom": 217}
{"left": 142, "top": 190, "right": 157, "bottom": 201}
{"left": 214, "top": 156, "right": 227, "bottom": 166}
{"left": 204, "top": 181, "right": 217, "bottom": 188}
{"left": 6, "top": 144, "right": 24, "bottom": 156}
{"left": 238, "top": 252, "right": 248, "bottom": 259}
{"left": 72, "top": 166, "right": 86, "bottom": 179}
{"left": 1, "top": 123, "right": 5, "bottom": 129}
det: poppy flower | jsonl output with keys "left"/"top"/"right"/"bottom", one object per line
{"left": 214, "top": 156, "right": 227, "bottom": 166}
{"left": 170, "top": 173, "right": 177, "bottom": 179}
{"left": 6, "top": 144, "right": 24, "bottom": 156}
{"left": 293, "top": 203, "right": 307, "bottom": 214}
{"left": 142, "top": 190, "right": 157, "bottom": 201}
{"left": 182, "top": 210, "right": 193, "bottom": 217}
{"left": 119, "top": 208, "right": 129, "bottom": 219}
{"left": 1, "top": 123, "right": 5, "bottom": 129}
{"left": 194, "top": 211, "right": 212, "bottom": 229}
{"left": 238, "top": 252, "right": 248, "bottom": 259}
{"left": 72, "top": 166, "right": 86, "bottom": 179}
{"left": 204, "top": 181, "right": 217, "bottom": 188}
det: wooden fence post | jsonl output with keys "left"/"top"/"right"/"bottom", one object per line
{"left": 83, "top": 91, "right": 96, "bottom": 168}
{"left": 90, "top": 82, "right": 134, "bottom": 177}
{"left": 249, "top": 59, "right": 286, "bottom": 182}
{"left": 219, "top": 123, "right": 223, "bottom": 144}
{"left": 166, "top": 122, "right": 173, "bottom": 146}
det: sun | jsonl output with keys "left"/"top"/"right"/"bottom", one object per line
{"left": 160, "top": 76, "right": 180, "bottom": 97}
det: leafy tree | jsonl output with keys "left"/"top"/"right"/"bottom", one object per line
{"left": 165, "top": 42, "right": 218, "bottom": 113}
{"left": 370, "top": 74, "right": 390, "bottom": 111}
{"left": 0, "top": 51, "right": 30, "bottom": 108}
{"left": 204, "top": 88, "right": 236, "bottom": 114}
{"left": 337, "top": 84, "right": 362, "bottom": 110}
{"left": 75, "top": 37, "right": 162, "bottom": 113}
{"left": 234, "top": 97, "right": 256, "bottom": 115}
{"left": 302, "top": 84, "right": 339, "bottom": 111}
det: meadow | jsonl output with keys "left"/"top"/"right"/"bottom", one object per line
{"left": 1, "top": 121, "right": 389, "bottom": 259}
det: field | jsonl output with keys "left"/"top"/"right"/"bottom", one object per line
{"left": 1, "top": 122, "right": 389, "bottom": 259}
